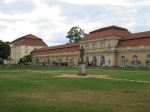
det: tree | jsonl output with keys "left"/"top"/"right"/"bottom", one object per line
{"left": 0, "top": 40, "right": 11, "bottom": 60}
{"left": 18, "top": 58, "right": 23, "bottom": 65}
{"left": 22, "top": 55, "right": 32, "bottom": 63}
{"left": 66, "top": 26, "right": 86, "bottom": 43}
{"left": 0, "top": 57, "right": 3, "bottom": 65}
{"left": 18, "top": 55, "right": 32, "bottom": 65}
{"left": 7, "top": 57, "right": 13, "bottom": 65}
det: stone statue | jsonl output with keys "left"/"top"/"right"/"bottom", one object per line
{"left": 78, "top": 46, "right": 86, "bottom": 76}
{"left": 80, "top": 46, "right": 85, "bottom": 63}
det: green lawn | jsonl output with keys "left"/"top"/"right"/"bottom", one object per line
{"left": 0, "top": 67, "right": 150, "bottom": 112}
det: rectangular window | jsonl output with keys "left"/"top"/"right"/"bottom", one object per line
{"left": 101, "top": 42, "right": 105, "bottom": 48}
{"left": 85, "top": 44, "right": 89, "bottom": 49}
{"left": 108, "top": 44, "right": 111, "bottom": 51}
{"left": 93, "top": 44, "right": 97, "bottom": 48}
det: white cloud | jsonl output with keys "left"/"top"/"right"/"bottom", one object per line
{"left": 61, "top": 0, "right": 126, "bottom": 5}
{"left": 61, "top": 0, "right": 150, "bottom": 6}
{"left": 0, "top": 0, "right": 66, "bottom": 45}
{"left": 0, "top": 0, "right": 150, "bottom": 46}
{"left": 4, "top": 0, "right": 16, "bottom": 4}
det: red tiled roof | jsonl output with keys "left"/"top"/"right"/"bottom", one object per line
{"left": 11, "top": 34, "right": 47, "bottom": 46}
{"left": 117, "top": 37, "right": 150, "bottom": 47}
{"left": 31, "top": 43, "right": 79, "bottom": 56}
{"left": 82, "top": 26, "right": 131, "bottom": 41}
{"left": 122, "top": 31, "right": 150, "bottom": 40}
{"left": 90, "top": 25, "right": 128, "bottom": 33}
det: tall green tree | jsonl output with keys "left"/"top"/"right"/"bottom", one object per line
{"left": 18, "top": 55, "right": 32, "bottom": 65}
{"left": 0, "top": 40, "right": 11, "bottom": 60}
{"left": 0, "top": 57, "right": 3, "bottom": 65}
{"left": 66, "top": 26, "right": 86, "bottom": 43}
{"left": 22, "top": 55, "right": 32, "bottom": 63}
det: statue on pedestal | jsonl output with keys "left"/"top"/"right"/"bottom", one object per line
{"left": 78, "top": 46, "right": 86, "bottom": 76}
{"left": 79, "top": 46, "right": 85, "bottom": 63}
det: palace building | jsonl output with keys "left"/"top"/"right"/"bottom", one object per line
{"left": 9, "top": 25, "right": 150, "bottom": 67}
{"left": 80, "top": 26, "right": 150, "bottom": 67}
{"left": 9, "top": 34, "right": 47, "bottom": 64}
{"left": 30, "top": 25, "right": 150, "bottom": 67}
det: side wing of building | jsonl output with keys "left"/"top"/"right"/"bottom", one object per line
{"left": 31, "top": 43, "right": 80, "bottom": 66}
{"left": 9, "top": 34, "right": 47, "bottom": 64}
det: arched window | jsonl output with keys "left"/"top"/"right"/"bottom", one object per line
{"left": 85, "top": 57, "right": 89, "bottom": 63}
{"left": 121, "top": 56, "right": 125, "bottom": 67}
{"left": 66, "top": 58, "right": 68, "bottom": 62}
{"left": 93, "top": 56, "right": 97, "bottom": 62}
{"left": 72, "top": 58, "right": 74, "bottom": 65}
{"left": 147, "top": 55, "right": 150, "bottom": 67}
{"left": 92, "top": 56, "right": 97, "bottom": 66}
{"left": 133, "top": 55, "right": 138, "bottom": 67}
{"left": 101, "top": 56, "right": 105, "bottom": 66}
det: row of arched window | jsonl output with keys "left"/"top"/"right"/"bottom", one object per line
{"left": 84, "top": 55, "right": 150, "bottom": 67}
{"left": 121, "top": 55, "right": 150, "bottom": 67}
{"left": 85, "top": 56, "right": 106, "bottom": 66}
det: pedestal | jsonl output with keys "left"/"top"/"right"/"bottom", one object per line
{"left": 77, "top": 63, "right": 86, "bottom": 76}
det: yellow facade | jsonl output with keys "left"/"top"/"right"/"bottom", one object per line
{"left": 31, "top": 36, "right": 150, "bottom": 67}
{"left": 32, "top": 51, "right": 80, "bottom": 66}
{"left": 80, "top": 36, "right": 120, "bottom": 66}
{"left": 10, "top": 44, "right": 47, "bottom": 64}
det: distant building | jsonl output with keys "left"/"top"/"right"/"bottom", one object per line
{"left": 30, "top": 25, "right": 150, "bottom": 67}
{"left": 10, "top": 34, "right": 47, "bottom": 64}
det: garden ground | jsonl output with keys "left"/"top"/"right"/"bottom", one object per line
{"left": 0, "top": 67, "right": 150, "bottom": 112}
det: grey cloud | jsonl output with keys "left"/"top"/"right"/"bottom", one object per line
{"left": 130, "top": 24, "right": 150, "bottom": 33}
{"left": 138, "top": 5, "right": 150, "bottom": 14}
{"left": 33, "top": 17, "right": 68, "bottom": 45}
{"left": 127, "top": 0, "right": 149, "bottom": 3}
{"left": 43, "top": 0, "right": 150, "bottom": 33}
{"left": 37, "top": 31, "right": 68, "bottom": 45}
{"left": 0, "top": 25, "right": 7, "bottom": 33}
{"left": 0, "top": 0, "right": 36, "bottom": 14}
{"left": 0, "top": 18, "right": 22, "bottom": 23}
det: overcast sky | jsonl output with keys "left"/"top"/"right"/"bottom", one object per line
{"left": 0, "top": 0, "right": 150, "bottom": 46}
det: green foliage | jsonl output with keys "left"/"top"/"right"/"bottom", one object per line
{"left": 47, "top": 59, "right": 50, "bottom": 63}
{"left": 131, "top": 61, "right": 134, "bottom": 64}
{"left": 0, "top": 40, "right": 11, "bottom": 60}
{"left": 7, "top": 57, "right": 13, "bottom": 61}
{"left": 66, "top": 26, "right": 86, "bottom": 43}
{"left": 145, "top": 60, "right": 149, "bottom": 64}
{"left": 53, "top": 60, "right": 56, "bottom": 65}
{"left": 18, "top": 55, "right": 32, "bottom": 64}
{"left": 138, "top": 60, "right": 141, "bottom": 64}
{"left": 94, "top": 57, "right": 97, "bottom": 62}
{"left": 35, "top": 58, "right": 39, "bottom": 63}
{"left": 0, "top": 57, "right": 3, "bottom": 65}
{"left": 18, "top": 58, "right": 23, "bottom": 65}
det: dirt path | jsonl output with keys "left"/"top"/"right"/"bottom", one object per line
{"left": 54, "top": 74, "right": 150, "bottom": 83}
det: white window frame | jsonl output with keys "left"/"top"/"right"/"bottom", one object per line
{"left": 121, "top": 56, "right": 126, "bottom": 67}
{"left": 147, "top": 55, "right": 150, "bottom": 67}
{"left": 133, "top": 55, "right": 138, "bottom": 67}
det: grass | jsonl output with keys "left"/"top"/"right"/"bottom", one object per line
{"left": 0, "top": 67, "right": 150, "bottom": 112}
